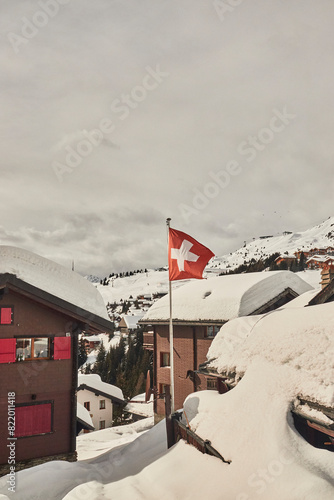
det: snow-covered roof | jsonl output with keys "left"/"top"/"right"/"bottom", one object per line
{"left": 82, "top": 335, "right": 102, "bottom": 343}
{"left": 77, "top": 402, "right": 94, "bottom": 430}
{"left": 78, "top": 374, "right": 124, "bottom": 402}
{"left": 141, "top": 271, "right": 312, "bottom": 323}
{"left": 0, "top": 245, "right": 109, "bottom": 321}
{"left": 122, "top": 314, "right": 144, "bottom": 329}
{"left": 125, "top": 392, "right": 154, "bottom": 418}
{"left": 307, "top": 255, "right": 334, "bottom": 263}
{"left": 207, "top": 302, "right": 334, "bottom": 405}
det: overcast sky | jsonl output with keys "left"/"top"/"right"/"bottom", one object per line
{"left": 1, "top": 0, "right": 334, "bottom": 276}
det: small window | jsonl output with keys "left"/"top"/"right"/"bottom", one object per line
{"left": 160, "top": 352, "right": 170, "bottom": 367}
{"left": 84, "top": 402, "right": 90, "bottom": 411}
{"left": 205, "top": 325, "right": 220, "bottom": 338}
{"left": 99, "top": 420, "right": 106, "bottom": 430}
{"left": 0, "top": 307, "right": 13, "bottom": 325}
{"left": 16, "top": 338, "right": 49, "bottom": 361}
{"left": 207, "top": 378, "right": 217, "bottom": 390}
{"left": 99, "top": 400, "right": 106, "bottom": 410}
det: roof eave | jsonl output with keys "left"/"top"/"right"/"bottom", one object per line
{"left": 0, "top": 273, "right": 114, "bottom": 334}
{"left": 77, "top": 383, "right": 124, "bottom": 405}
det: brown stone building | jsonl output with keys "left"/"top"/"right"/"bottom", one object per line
{"left": 141, "top": 271, "right": 312, "bottom": 421}
{"left": 0, "top": 246, "right": 114, "bottom": 476}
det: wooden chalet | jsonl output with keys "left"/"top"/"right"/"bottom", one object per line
{"left": 118, "top": 314, "right": 144, "bottom": 335}
{"left": 140, "top": 271, "right": 312, "bottom": 421}
{"left": 0, "top": 246, "right": 114, "bottom": 476}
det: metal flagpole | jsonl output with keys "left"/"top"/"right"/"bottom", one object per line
{"left": 166, "top": 217, "right": 175, "bottom": 414}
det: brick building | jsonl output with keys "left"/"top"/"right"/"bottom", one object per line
{"left": 141, "top": 271, "right": 312, "bottom": 421}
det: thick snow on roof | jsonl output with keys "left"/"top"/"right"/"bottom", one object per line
{"left": 207, "top": 302, "right": 334, "bottom": 405}
{"left": 3, "top": 392, "right": 334, "bottom": 499}
{"left": 0, "top": 245, "right": 109, "bottom": 321}
{"left": 295, "top": 269, "right": 321, "bottom": 288}
{"left": 142, "top": 271, "right": 312, "bottom": 322}
{"left": 122, "top": 314, "right": 144, "bottom": 329}
{"left": 77, "top": 402, "right": 94, "bottom": 429}
{"left": 125, "top": 392, "right": 154, "bottom": 418}
{"left": 78, "top": 374, "right": 124, "bottom": 401}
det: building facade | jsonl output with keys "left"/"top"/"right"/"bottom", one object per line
{"left": 0, "top": 247, "right": 114, "bottom": 476}
{"left": 142, "top": 271, "right": 312, "bottom": 421}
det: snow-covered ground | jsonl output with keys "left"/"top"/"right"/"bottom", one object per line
{"left": 1, "top": 303, "right": 334, "bottom": 498}
{"left": 95, "top": 269, "right": 171, "bottom": 304}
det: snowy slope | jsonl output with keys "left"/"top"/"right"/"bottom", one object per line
{"left": 94, "top": 269, "right": 190, "bottom": 305}
{"left": 210, "top": 216, "right": 334, "bottom": 271}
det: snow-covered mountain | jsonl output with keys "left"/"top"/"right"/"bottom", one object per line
{"left": 86, "top": 217, "right": 332, "bottom": 310}
{"left": 209, "top": 216, "right": 334, "bottom": 271}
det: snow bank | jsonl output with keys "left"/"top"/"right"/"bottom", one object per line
{"left": 207, "top": 302, "right": 334, "bottom": 405}
{"left": 143, "top": 271, "right": 312, "bottom": 322}
{"left": 78, "top": 374, "right": 124, "bottom": 401}
{"left": 184, "top": 361, "right": 334, "bottom": 500}
{"left": 0, "top": 246, "right": 109, "bottom": 320}
{"left": 0, "top": 418, "right": 163, "bottom": 500}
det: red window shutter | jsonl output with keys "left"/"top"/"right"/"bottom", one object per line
{"left": 54, "top": 337, "right": 71, "bottom": 360}
{"left": 15, "top": 403, "right": 52, "bottom": 437}
{"left": 1, "top": 307, "right": 12, "bottom": 324}
{"left": 0, "top": 339, "right": 16, "bottom": 363}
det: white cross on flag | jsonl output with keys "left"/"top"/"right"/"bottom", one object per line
{"left": 168, "top": 228, "right": 214, "bottom": 281}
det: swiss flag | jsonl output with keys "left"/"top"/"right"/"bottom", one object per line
{"left": 168, "top": 228, "right": 214, "bottom": 281}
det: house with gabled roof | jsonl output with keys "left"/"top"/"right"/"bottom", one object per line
{"left": 77, "top": 374, "right": 124, "bottom": 430}
{"left": 76, "top": 402, "right": 95, "bottom": 434}
{"left": 140, "top": 270, "right": 312, "bottom": 421}
{"left": 118, "top": 314, "right": 144, "bottom": 335}
{"left": 0, "top": 246, "right": 114, "bottom": 476}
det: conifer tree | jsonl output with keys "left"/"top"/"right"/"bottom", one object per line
{"left": 78, "top": 338, "right": 88, "bottom": 368}
{"left": 298, "top": 252, "right": 306, "bottom": 271}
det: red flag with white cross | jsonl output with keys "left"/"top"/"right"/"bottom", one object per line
{"left": 168, "top": 228, "right": 215, "bottom": 281}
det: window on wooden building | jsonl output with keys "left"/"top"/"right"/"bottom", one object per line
{"left": 207, "top": 378, "right": 218, "bottom": 390}
{"left": 15, "top": 403, "right": 52, "bottom": 437}
{"left": 205, "top": 325, "right": 220, "bottom": 338}
{"left": 16, "top": 338, "right": 50, "bottom": 361}
{"left": 99, "top": 420, "right": 106, "bottom": 430}
{"left": 84, "top": 402, "right": 90, "bottom": 411}
{"left": 160, "top": 352, "right": 170, "bottom": 367}
{"left": 0, "top": 307, "right": 13, "bottom": 325}
{"left": 99, "top": 400, "right": 106, "bottom": 410}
